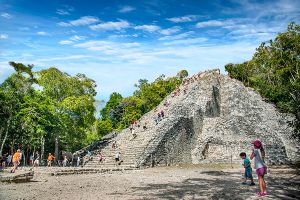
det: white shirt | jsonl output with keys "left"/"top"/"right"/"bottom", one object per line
{"left": 254, "top": 149, "right": 266, "bottom": 169}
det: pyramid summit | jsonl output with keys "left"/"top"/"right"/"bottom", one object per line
{"left": 76, "top": 69, "right": 300, "bottom": 168}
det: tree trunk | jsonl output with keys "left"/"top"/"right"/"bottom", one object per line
{"left": 0, "top": 115, "right": 11, "bottom": 156}
{"left": 10, "top": 139, "right": 15, "bottom": 155}
{"left": 33, "top": 146, "right": 35, "bottom": 161}
{"left": 41, "top": 137, "right": 45, "bottom": 161}
{"left": 0, "top": 127, "right": 4, "bottom": 149}
{"left": 55, "top": 137, "right": 59, "bottom": 163}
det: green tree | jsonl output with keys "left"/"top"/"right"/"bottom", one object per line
{"left": 0, "top": 72, "right": 34, "bottom": 155}
{"left": 100, "top": 92, "right": 123, "bottom": 126}
{"left": 37, "top": 68, "right": 97, "bottom": 153}
{"left": 177, "top": 69, "right": 189, "bottom": 79}
{"left": 225, "top": 22, "right": 300, "bottom": 137}
{"left": 97, "top": 119, "right": 113, "bottom": 137}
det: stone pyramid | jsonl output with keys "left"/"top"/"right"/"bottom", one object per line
{"left": 75, "top": 70, "right": 300, "bottom": 168}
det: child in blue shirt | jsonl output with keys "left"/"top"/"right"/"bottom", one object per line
{"left": 240, "top": 152, "right": 255, "bottom": 186}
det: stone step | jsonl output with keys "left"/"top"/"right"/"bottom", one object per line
{"left": 86, "top": 161, "right": 136, "bottom": 165}
{"left": 86, "top": 160, "right": 136, "bottom": 164}
{"left": 51, "top": 167, "right": 138, "bottom": 176}
{"left": 84, "top": 164, "right": 136, "bottom": 168}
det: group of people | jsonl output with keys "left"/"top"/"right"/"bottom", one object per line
{"left": 82, "top": 149, "right": 121, "bottom": 167}
{"left": 0, "top": 153, "right": 12, "bottom": 170}
{"left": 0, "top": 149, "right": 23, "bottom": 173}
{"left": 47, "top": 153, "right": 73, "bottom": 167}
{"left": 154, "top": 110, "right": 165, "bottom": 125}
{"left": 130, "top": 120, "right": 144, "bottom": 138}
{"left": 240, "top": 139, "right": 268, "bottom": 197}
{"left": 0, "top": 149, "right": 25, "bottom": 173}
{"left": 171, "top": 87, "right": 181, "bottom": 97}
{"left": 172, "top": 73, "right": 199, "bottom": 97}
{"left": 1, "top": 150, "right": 83, "bottom": 173}
{"left": 175, "top": 69, "right": 221, "bottom": 97}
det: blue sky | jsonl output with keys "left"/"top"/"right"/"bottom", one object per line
{"left": 0, "top": 0, "right": 299, "bottom": 101}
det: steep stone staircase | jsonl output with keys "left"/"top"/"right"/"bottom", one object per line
{"left": 79, "top": 70, "right": 214, "bottom": 169}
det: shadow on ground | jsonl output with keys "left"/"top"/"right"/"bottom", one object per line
{"left": 115, "top": 170, "right": 300, "bottom": 200}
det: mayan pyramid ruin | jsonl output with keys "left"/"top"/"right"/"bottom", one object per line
{"left": 75, "top": 70, "right": 300, "bottom": 168}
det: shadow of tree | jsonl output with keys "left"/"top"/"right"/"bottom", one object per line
{"left": 111, "top": 170, "right": 300, "bottom": 200}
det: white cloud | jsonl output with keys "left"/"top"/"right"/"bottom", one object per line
{"left": 159, "top": 26, "right": 181, "bottom": 35}
{"left": 109, "top": 34, "right": 139, "bottom": 39}
{"left": 90, "top": 20, "right": 130, "bottom": 31}
{"left": 70, "top": 16, "right": 99, "bottom": 26}
{"left": 0, "top": 38, "right": 262, "bottom": 100}
{"left": 227, "top": 22, "right": 281, "bottom": 41}
{"left": 73, "top": 40, "right": 143, "bottom": 60}
{"left": 119, "top": 5, "right": 136, "bottom": 13}
{"left": 134, "top": 25, "right": 181, "bottom": 35}
{"left": 0, "top": 34, "right": 8, "bottom": 39}
{"left": 74, "top": 40, "right": 140, "bottom": 50}
{"left": 223, "top": 0, "right": 300, "bottom": 21}
{"left": 71, "top": 37, "right": 256, "bottom": 69}
{"left": 37, "top": 31, "right": 47, "bottom": 36}
{"left": 70, "top": 35, "right": 86, "bottom": 41}
{"left": 58, "top": 22, "right": 71, "bottom": 27}
{"left": 59, "top": 40, "right": 73, "bottom": 45}
{"left": 56, "top": 9, "right": 70, "bottom": 15}
{"left": 37, "top": 55, "right": 93, "bottom": 62}
{"left": 196, "top": 20, "right": 234, "bottom": 28}
{"left": 163, "top": 37, "right": 208, "bottom": 46}
{"left": 70, "top": 39, "right": 259, "bottom": 80}
{"left": 158, "top": 31, "right": 194, "bottom": 40}
{"left": 56, "top": 5, "right": 74, "bottom": 15}
{"left": 19, "top": 27, "right": 30, "bottom": 31}
{"left": 167, "top": 15, "right": 198, "bottom": 23}
{"left": 58, "top": 16, "right": 99, "bottom": 27}
{"left": 196, "top": 17, "right": 284, "bottom": 42}
{"left": 134, "top": 25, "right": 161, "bottom": 32}
{"left": 231, "top": 0, "right": 300, "bottom": 15}
{"left": 1, "top": 13, "right": 12, "bottom": 19}
{"left": 21, "top": 53, "right": 33, "bottom": 57}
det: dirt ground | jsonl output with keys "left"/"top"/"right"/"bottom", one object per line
{"left": 0, "top": 165, "right": 299, "bottom": 200}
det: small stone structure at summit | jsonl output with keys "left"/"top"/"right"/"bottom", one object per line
{"left": 75, "top": 70, "right": 300, "bottom": 169}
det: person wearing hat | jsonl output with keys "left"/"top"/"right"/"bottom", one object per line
{"left": 250, "top": 139, "right": 267, "bottom": 196}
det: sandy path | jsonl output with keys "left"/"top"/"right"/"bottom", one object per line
{"left": 0, "top": 166, "right": 299, "bottom": 200}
